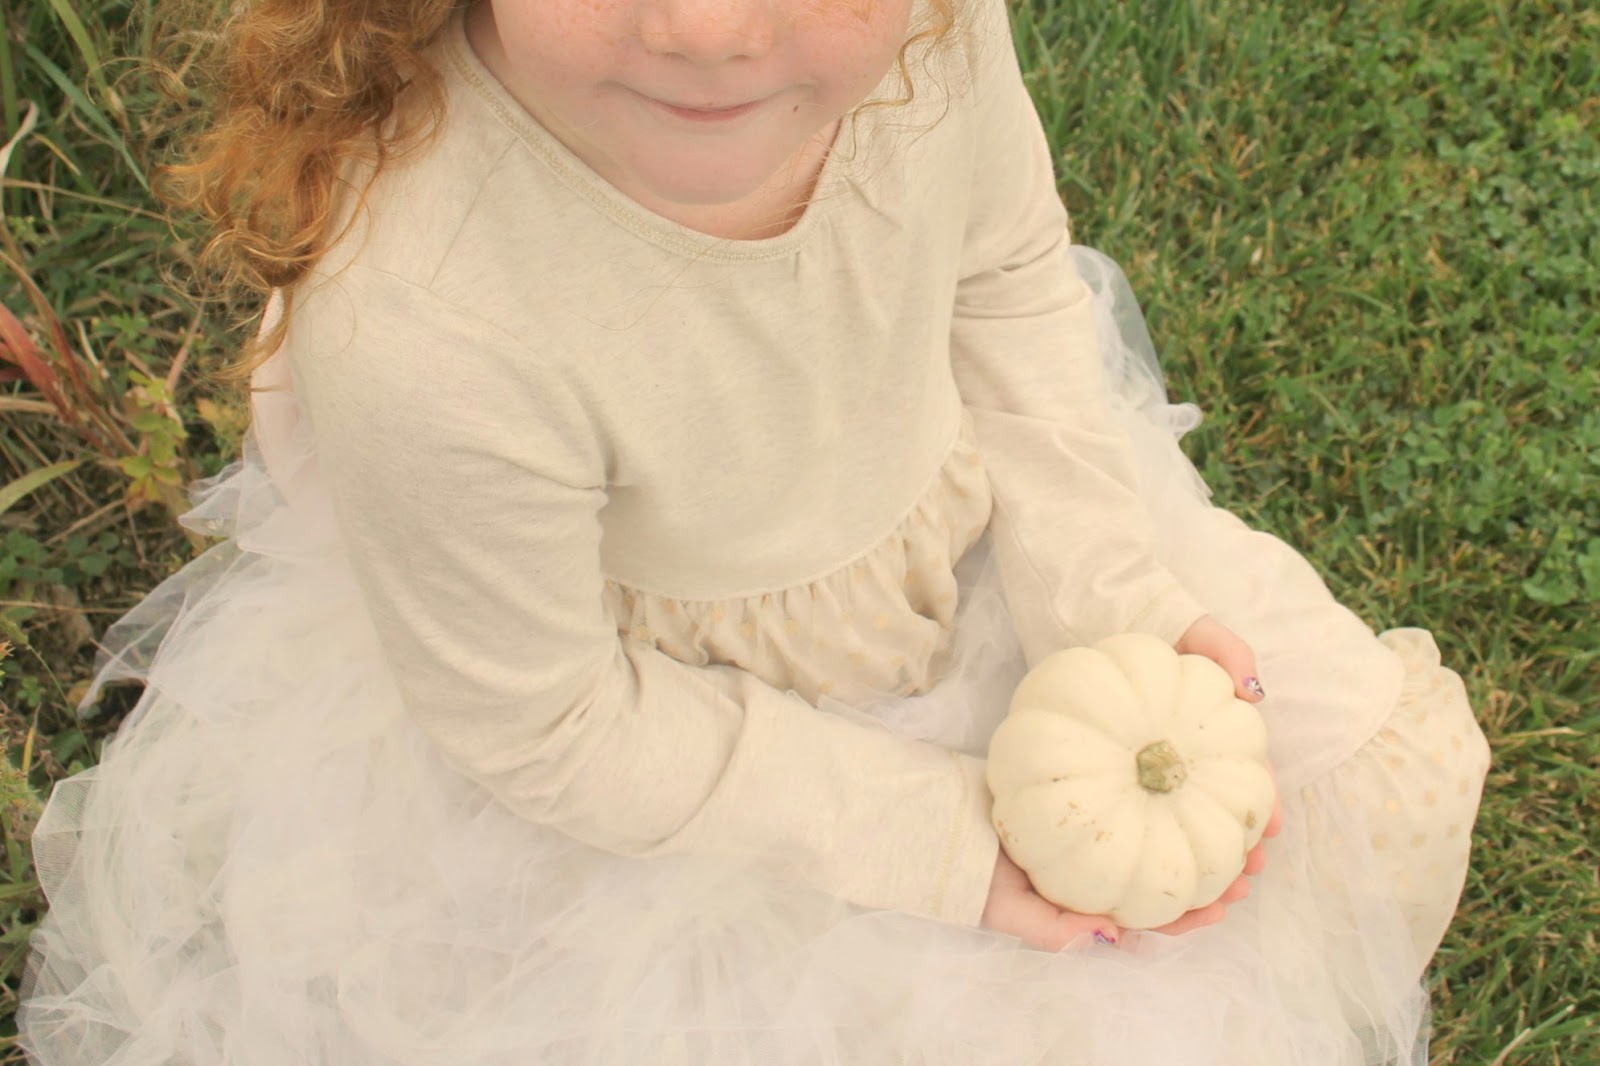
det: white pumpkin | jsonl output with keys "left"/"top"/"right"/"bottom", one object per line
{"left": 985, "top": 632, "right": 1275, "bottom": 930}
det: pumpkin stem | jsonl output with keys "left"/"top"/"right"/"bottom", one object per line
{"left": 1136, "top": 741, "right": 1188, "bottom": 793}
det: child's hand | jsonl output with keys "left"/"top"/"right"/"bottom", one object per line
{"left": 979, "top": 846, "right": 1124, "bottom": 951}
{"left": 1148, "top": 777, "right": 1284, "bottom": 937}
{"left": 980, "top": 765, "right": 1285, "bottom": 951}
{"left": 1175, "top": 614, "right": 1267, "bottom": 703}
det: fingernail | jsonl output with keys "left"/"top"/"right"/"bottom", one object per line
{"left": 1093, "top": 929, "right": 1117, "bottom": 946}
{"left": 1244, "top": 676, "right": 1266, "bottom": 700}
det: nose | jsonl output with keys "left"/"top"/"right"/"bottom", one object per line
{"left": 637, "top": 0, "right": 777, "bottom": 65}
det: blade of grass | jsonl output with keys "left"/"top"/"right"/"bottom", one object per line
{"left": 41, "top": 0, "right": 111, "bottom": 103}
{"left": 0, "top": 0, "right": 18, "bottom": 142}
{"left": 19, "top": 42, "right": 147, "bottom": 192}
{"left": 0, "top": 180, "right": 169, "bottom": 219}
{"left": 0, "top": 98, "right": 38, "bottom": 203}
{"left": 0, "top": 459, "right": 84, "bottom": 515}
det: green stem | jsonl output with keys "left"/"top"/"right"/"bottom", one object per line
{"left": 1136, "top": 741, "right": 1188, "bottom": 793}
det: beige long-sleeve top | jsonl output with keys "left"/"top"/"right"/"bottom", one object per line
{"left": 283, "top": 0, "right": 1210, "bottom": 928}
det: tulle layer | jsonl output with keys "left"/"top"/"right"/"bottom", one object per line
{"left": 17, "top": 249, "right": 1488, "bottom": 1066}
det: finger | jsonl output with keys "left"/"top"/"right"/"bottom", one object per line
{"left": 1057, "top": 903, "right": 1121, "bottom": 951}
{"left": 1260, "top": 759, "right": 1284, "bottom": 839}
{"left": 1008, "top": 889, "right": 1109, "bottom": 953}
{"left": 1219, "top": 874, "right": 1250, "bottom": 905}
{"left": 1235, "top": 656, "right": 1265, "bottom": 703}
{"left": 1202, "top": 628, "right": 1264, "bottom": 703}
{"left": 1243, "top": 840, "right": 1267, "bottom": 876}
{"left": 1063, "top": 915, "right": 1121, "bottom": 951}
{"left": 1151, "top": 899, "right": 1226, "bottom": 936}
{"left": 1038, "top": 893, "right": 1120, "bottom": 952}
{"left": 1040, "top": 911, "right": 1117, "bottom": 953}
{"left": 1180, "top": 618, "right": 1263, "bottom": 703}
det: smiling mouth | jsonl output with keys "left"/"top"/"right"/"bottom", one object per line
{"left": 664, "top": 100, "right": 754, "bottom": 112}
{"left": 638, "top": 90, "right": 768, "bottom": 121}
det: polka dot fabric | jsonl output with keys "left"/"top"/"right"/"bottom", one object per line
{"left": 1302, "top": 628, "right": 1491, "bottom": 970}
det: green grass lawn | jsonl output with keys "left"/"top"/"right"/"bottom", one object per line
{"left": 2, "top": 0, "right": 1596, "bottom": 1062}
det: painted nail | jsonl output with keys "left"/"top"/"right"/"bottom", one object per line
{"left": 1093, "top": 929, "right": 1117, "bottom": 946}
{"left": 1244, "top": 676, "right": 1266, "bottom": 699}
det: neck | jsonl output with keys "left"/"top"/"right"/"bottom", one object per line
{"left": 659, "top": 120, "right": 840, "bottom": 241}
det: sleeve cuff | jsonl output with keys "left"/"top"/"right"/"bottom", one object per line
{"left": 930, "top": 752, "right": 1002, "bottom": 926}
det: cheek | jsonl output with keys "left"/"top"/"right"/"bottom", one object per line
{"left": 494, "top": 0, "right": 630, "bottom": 77}
{"left": 798, "top": 0, "right": 915, "bottom": 73}
{"left": 795, "top": 0, "right": 909, "bottom": 26}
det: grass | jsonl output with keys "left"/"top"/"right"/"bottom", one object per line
{"left": 1, "top": 0, "right": 1597, "bottom": 1062}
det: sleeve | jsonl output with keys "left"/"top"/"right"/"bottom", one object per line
{"left": 285, "top": 266, "right": 1000, "bottom": 927}
{"left": 948, "top": 0, "right": 1210, "bottom": 668}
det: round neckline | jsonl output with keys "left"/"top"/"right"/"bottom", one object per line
{"left": 438, "top": 7, "right": 867, "bottom": 262}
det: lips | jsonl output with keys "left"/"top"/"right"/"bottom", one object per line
{"left": 637, "top": 89, "right": 768, "bottom": 120}
{"left": 662, "top": 100, "right": 754, "bottom": 112}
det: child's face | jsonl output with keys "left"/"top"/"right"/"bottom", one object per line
{"left": 465, "top": 0, "right": 914, "bottom": 214}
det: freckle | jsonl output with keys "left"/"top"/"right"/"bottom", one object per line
{"left": 740, "top": 621, "right": 757, "bottom": 638}
{"left": 874, "top": 614, "right": 890, "bottom": 630}
{"left": 1422, "top": 790, "right": 1437, "bottom": 806}
{"left": 1385, "top": 798, "right": 1402, "bottom": 815}
{"left": 1373, "top": 834, "right": 1388, "bottom": 850}
{"left": 818, "top": 680, "right": 834, "bottom": 695}
{"left": 785, "top": 619, "right": 801, "bottom": 635}
{"left": 1444, "top": 824, "right": 1459, "bottom": 838}
{"left": 1457, "top": 779, "right": 1470, "bottom": 796}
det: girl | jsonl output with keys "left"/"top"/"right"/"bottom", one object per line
{"left": 18, "top": 0, "right": 1491, "bottom": 1062}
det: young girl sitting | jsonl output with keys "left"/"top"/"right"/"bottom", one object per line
{"left": 18, "top": 0, "right": 1490, "bottom": 1063}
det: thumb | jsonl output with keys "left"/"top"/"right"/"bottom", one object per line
{"left": 1179, "top": 617, "right": 1266, "bottom": 704}
{"left": 1214, "top": 641, "right": 1265, "bottom": 704}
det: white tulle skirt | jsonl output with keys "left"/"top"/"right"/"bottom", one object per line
{"left": 17, "top": 249, "right": 1489, "bottom": 1066}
